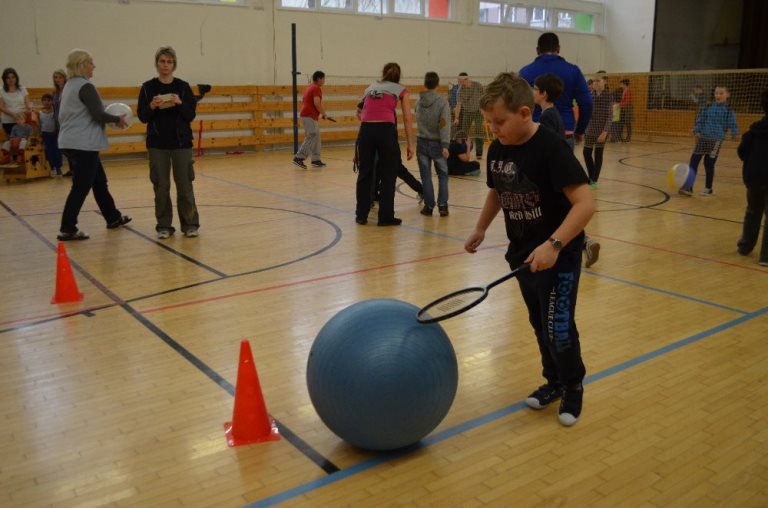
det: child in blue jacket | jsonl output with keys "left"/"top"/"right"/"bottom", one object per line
{"left": 679, "top": 86, "right": 738, "bottom": 197}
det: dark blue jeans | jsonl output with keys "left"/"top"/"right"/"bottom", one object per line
{"left": 60, "top": 149, "right": 122, "bottom": 234}
{"left": 688, "top": 153, "right": 717, "bottom": 191}
{"left": 42, "top": 131, "right": 62, "bottom": 171}
{"left": 416, "top": 138, "right": 448, "bottom": 208}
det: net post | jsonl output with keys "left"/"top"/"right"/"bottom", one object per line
{"left": 291, "top": 23, "right": 299, "bottom": 155}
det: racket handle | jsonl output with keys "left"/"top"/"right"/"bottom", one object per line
{"left": 486, "top": 263, "right": 529, "bottom": 290}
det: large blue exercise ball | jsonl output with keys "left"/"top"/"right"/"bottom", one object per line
{"left": 306, "top": 298, "right": 458, "bottom": 451}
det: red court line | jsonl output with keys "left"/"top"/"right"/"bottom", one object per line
{"left": 589, "top": 233, "right": 768, "bottom": 273}
{"left": 6, "top": 234, "right": 763, "bottom": 329}
{"left": 140, "top": 244, "right": 507, "bottom": 315}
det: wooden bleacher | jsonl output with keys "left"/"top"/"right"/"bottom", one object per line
{"left": 2, "top": 84, "right": 437, "bottom": 163}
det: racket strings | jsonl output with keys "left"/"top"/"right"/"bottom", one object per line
{"left": 425, "top": 289, "right": 484, "bottom": 319}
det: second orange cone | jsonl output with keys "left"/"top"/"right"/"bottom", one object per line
{"left": 224, "top": 339, "right": 280, "bottom": 446}
{"left": 51, "top": 242, "right": 84, "bottom": 304}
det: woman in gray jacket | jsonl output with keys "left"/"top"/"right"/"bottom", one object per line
{"left": 57, "top": 49, "right": 131, "bottom": 241}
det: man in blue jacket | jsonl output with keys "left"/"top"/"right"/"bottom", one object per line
{"left": 520, "top": 32, "right": 600, "bottom": 268}
{"left": 520, "top": 32, "right": 593, "bottom": 148}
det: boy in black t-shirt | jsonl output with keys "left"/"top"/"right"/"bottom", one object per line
{"left": 465, "top": 73, "right": 595, "bottom": 426}
{"left": 533, "top": 73, "right": 565, "bottom": 138}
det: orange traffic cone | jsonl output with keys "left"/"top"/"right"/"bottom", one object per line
{"left": 51, "top": 242, "right": 84, "bottom": 304}
{"left": 224, "top": 340, "right": 280, "bottom": 446}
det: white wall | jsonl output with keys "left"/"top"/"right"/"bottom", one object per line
{"left": 0, "top": 0, "right": 653, "bottom": 88}
{"left": 603, "top": 0, "right": 655, "bottom": 73}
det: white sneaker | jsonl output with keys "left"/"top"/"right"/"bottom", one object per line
{"left": 184, "top": 228, "right": 199, "bottom": 238}
{"left": 157, "top": 230, "right": 171, "bottom": 240}
{"left": 700, "top": 189, "right": 713, "bottom": 197}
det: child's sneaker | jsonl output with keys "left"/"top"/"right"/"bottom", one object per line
{"left": 759, "top": 259, "right": 768, "bottom": 267}
{"left": 678, "top": 188, "right": 693, "bottom": 197}
{"left": 584, "top": 237, "right": 600, "bottom": 268}
{"left": 438, "top": 205, "right": 449, "bottom": 217}
{"left": 700, "top": 188, "right": 713, "bottom": 196}
{"left": 292, "top": 157, "right": 307, "bottom": 170}
{"left": 420, "top": 206, "right": 433, "bottom": 216}
{"left": 184, "top": 227, "right": 199, "bottom": 238}
{"left": 311, "top": 160, "right": 327, "bottom": 168}
{"left": 558, "top": 384, "right": 583, "bottom": 426}
{"left": 525, "top": 383, "right": 562, "bottom": 409}
{"left": 157, "top": 230, "right": 172, "bottom": 240}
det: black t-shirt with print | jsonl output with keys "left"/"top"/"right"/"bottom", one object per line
{"left": 486, "top": 125, "right": 588, "bottom": 265}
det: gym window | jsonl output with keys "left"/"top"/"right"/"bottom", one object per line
{"left": 142, "top": 0, "right": 248, "bottom": 5}
{"left": 479, "top": 2, "right": 602, "bottom": 34}
{"left": 280, "top": 0, "right": 453, "bottom": 20}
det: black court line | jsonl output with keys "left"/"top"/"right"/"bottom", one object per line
{"left": 1, "top": 200, "right": 340, "bottom": 474}
{"left": 5, "top": 203, "right": 343, "bottom": 311}
{"left": 93, "top": 210, "right": 228, "bottom": 277}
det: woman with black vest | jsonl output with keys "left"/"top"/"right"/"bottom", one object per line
{"left": 137, "top": 46, "right": 200, "bottom": 239}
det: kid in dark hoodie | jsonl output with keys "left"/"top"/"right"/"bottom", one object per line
{"left": 736, "top": 88, "right": 768, "bottom": 266}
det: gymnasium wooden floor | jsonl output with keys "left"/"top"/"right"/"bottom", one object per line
{"left": 1, "top": 138, "right": 766, "bottom": 507}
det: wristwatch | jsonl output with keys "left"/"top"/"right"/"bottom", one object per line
{"left": 548, "top": 237, "right": 563, "bottom": 251}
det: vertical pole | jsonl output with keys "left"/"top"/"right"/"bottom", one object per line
{"left": 291, "top": 23, "right": 299, "bottom": 154}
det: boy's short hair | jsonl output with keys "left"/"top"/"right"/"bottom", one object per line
{"left": 534, "top": 73, "right": 564, "bottom": 103}
{"left": 620, "top": 78, "right": 630, "bottom": 85}
{"left": 312, "top": 70, "right": 325, "bottom": 82}
{"left": 537, "top": 32, "right": 559, "bottom": 53}
{"left": 761, "top": 89, "right": 768, "bottom": 115}
{"left": 424, "top": 71, "right": 439, "bottom": 90}
{"left": 155, "top": 46, "right": 178, "bottom": 71}
{"left": 42, "top": 93, "right": 53, "bottom": 101}
{"left": 458, "top": 72, "right": 468, "bottom": 77}
{"left": 479, "top": 72, "right": 534, "bottom": 113}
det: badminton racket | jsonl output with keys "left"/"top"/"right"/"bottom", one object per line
{"left": 416, "top": 264, "right": 529, "bottom": 324}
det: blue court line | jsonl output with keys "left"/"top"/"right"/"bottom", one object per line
{"left": 245, "top": 305, "right": 768, "bottom": 507}
{"left": 587, "top": 271, "right": 748, "bottom": 315}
